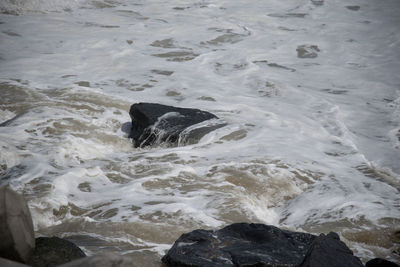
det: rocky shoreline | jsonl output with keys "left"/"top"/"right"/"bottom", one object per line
{"left": 1, "top": 185, "right": 398, "bottom": 267}
{"left": 1, "top": 104, "right": 398, "bottom": 267}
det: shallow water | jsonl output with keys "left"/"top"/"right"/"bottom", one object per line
{"left": 0, "top": 0, "right": 399, "bottom": 265}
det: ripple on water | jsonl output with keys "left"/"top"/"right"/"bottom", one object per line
{"left": 151, "top": 51, "right": 199, "bottom": 62}
{"left": 150, "top": 38, "right": 178, "bottom": 49}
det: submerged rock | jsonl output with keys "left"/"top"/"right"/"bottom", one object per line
{"left": 299, "top": 232, "right": 364, "bottom": 267}
{"left": 0, "top": 186, "right": 35, "bottom": 263}
{"left": 162, "top": 223, "right": 316, "bottom": 267}
{"left": 129, "top": 102, "right": 225, "bottom": 147}
{"left": 27, "top": 237, "right": 85, "bottom": 267}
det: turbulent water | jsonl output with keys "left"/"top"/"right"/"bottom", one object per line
{"left": 0, "top": 0, "right": 399, "bottom": 265}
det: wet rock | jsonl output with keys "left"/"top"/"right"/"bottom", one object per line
{"left": 365, "top": 258, "right": 399, "bottom": 267}
{"left": 129, "top": 102, "right": 225, "bottom": 147}
{"left": 162, "top": 222, "right": 316, "bottom": 267}
{"left": 27, "top": 237, "right": 85, "bottom": 267}
{"left": 58, "top": 252, "right": 138, "bottom": 267}
{"left": 299, "top": 232, "right": 364, "bottom": 267}
{"left": 297, "top": 45, "right": 320, "bottom": 58}
{"left": 0, "top": 185, "right": 35, "bottom": 263}
{"left": 0, "top": 257, "right": 30, "bottom": 267}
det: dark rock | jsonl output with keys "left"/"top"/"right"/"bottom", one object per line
{"left": 299, "top": 232, "right": 364, "bottom": 267}
{"left": 129, "top": 102, "right": 225, "bottom": 147}
{"left": 366, "top": 258, "right": 399, "bottom": 267}
{"left": 0, "top": 185, "right": 35, "bottom": 263}
{"left": 162, "top": 222, "right": 316, "bottom": 267}
{"left": 58, "top": 252, "right": 138, "bottom": 267}
{"left": 27, "top": 237, "right": 85, "bottom": 267}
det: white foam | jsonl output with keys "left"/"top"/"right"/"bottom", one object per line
{"left": 0, "top": 0, "right": 89, "bottom": 14}
{"left": 0, "top": 140, "right": 20, "bottom": 174}
{"left": 0, "top": 109, "right": 16, "bottom": 124}
{"left": 1, "top": 0, "right": 400, "bottom": 262}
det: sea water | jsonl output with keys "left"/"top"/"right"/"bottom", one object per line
{"left": 0, "top": 0, "right": 399, "bottom": 265}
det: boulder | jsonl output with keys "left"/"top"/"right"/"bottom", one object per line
{"left": 299, "top": 232, "right": 364, "bottom": 267}
{"left": 365, "top": 258, "right": 399, "bottom": 267}
{"left": 0, "top": 185, "right": 35, "bottom": 263}
{"left": 58, "top": 252, "right": 138, "bottom": 267}
{"left": 129, "top": 102, "right": 225, "bottom": 147}
{"left": 27, "top": 237, "right": 85, "bottom": 267}
{"left": 162, "top": 222, "right": 316, "bottom": 267}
